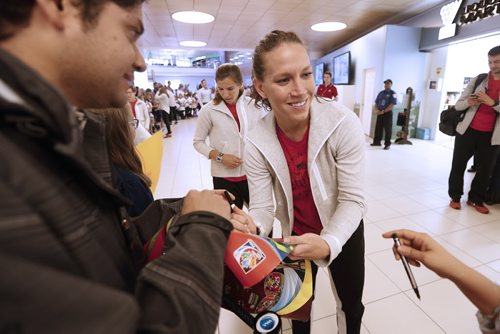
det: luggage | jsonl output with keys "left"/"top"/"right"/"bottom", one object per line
{"left": 438, "top": 73, "right": 487, "bottom": 136}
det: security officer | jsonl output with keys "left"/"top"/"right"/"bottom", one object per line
{"left": 371, "top": 79, "right": 397, "bottom": 149}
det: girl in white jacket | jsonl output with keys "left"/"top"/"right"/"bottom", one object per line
{"left": 244, "top": 31, "right": 366, "bottom": 334}
{"left": 193, "top": 64, "right": 261, "bottom": 209}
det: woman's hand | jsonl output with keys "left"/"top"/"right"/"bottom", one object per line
{"left": 284, "top": 233, "right": 330, "bottom": 261}
{"left": 382, "top": 229, "right": 462, "bottom": 279}
{"left": 229, "top": 206, "right": 259, "bottom": 234}
{"left": 222, "top": 154, "right": 243, "bottom": 169}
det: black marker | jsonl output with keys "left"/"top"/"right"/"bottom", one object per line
{"left": 223, "top": 190, "right": 236, "bottom": 212}
{"left": 392, "top": 233, "right": 421, "bottom": 300}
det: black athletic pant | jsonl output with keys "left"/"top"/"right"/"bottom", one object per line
{"left": 373, "top": 111, "right": 393, "bottom": 146}
{"left": 160, "top": 109, "right": 171, "bottom": 134}
{"left": 169, "top": 106, "right": 177, "bottom": 123}
{"left": 212, "top": 177, "right": 249, "bottom": 209}
{"left": 292, "top": 221, "right": 365, "bottom": 334}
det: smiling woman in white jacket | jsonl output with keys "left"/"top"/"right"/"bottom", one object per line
{"left": 193, "top": 64, "right": 261, "bottom": 209}
{"left": 245, "top": 31, "right": 366, "bottom": 334}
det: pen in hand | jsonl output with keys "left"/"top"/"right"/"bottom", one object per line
{"left": 392, "top": 233, "right": 421, "bottom": 300}
{"left": 223, "top": 190, "right": 236, "bottom": 212}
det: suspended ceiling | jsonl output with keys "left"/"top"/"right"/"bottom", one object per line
{"left": 139, "top": 0, "right": 449, "bottom": 61}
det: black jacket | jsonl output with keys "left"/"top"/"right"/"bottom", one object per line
{"left": 0, "top": 48, "right": 232, "bottom": 334}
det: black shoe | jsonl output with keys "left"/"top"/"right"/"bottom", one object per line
{"left": 371, "top": 143, "right": 381, "bottom": 147}
{"left": 384, "top": 145, "right": 390, "bottom": 150}
{"left": 467, "top": 166, "right": 476, "bottom": 173}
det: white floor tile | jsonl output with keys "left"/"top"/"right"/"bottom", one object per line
{"left": 364, "top": 201, "right": 402, "bottom": 222}
{"left": 364, "top": 223, "right": 391, "bottom": 255}
{"left": 407, "top": 191, "right": 451, "bottom": 210}
{"left": 487, "top": 259, "right": 500, "bottom": 274}
{"left": 434, "top": 204, "right": 500, "bottom": 227}
{"left": 310, "top": 315, "right": 338, "bottom": 334}
{"left": 363, "top": 257, "right": 400, "bottom": 303}
{"left": 374, "top": 216, "right": 431, "bottom": 236}
{"left": 363, "top": 293, "right": 445, "bottom": 334}
{"left": 378, "top": 194, "right": 430, "bottom": 215}
{"left": 404, "top": 279, "right": 482, "bottom": 334}
{"left": 439, "top": 229, "right": 500, "bottom": 263}
{"left": 471, "top": 220, "right": 500, "bottom": 243}
{"left": 432, "top": 236, "right": 482, "bottom": 269}
{"left": 311, "top": 267, "right": 337, "bottom": 320}
{"left": 406, "top": 210, "right": 467, "bottom": 236}
{"left": 368, "top": 249, "right": 441, "bottom": 292}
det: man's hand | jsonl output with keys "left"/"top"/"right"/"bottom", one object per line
{"left": 284, "top": 233, "right": 330, "bottom": 261}
{"left": 474, "top": 91, "right": 496, "bottom": 106}
{"left": 181, "top": 190, "right": 231, "bottom": 220}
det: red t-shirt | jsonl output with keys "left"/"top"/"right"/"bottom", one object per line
{"left": 224, "top": 101, "right": 246, "bottom": 182}
{"left": 470, "top": 73, "right": 500, "bottom": 132}
{"left": 225, "top": 101, "right": 240, "bottom": 130}
{"left": 276, "top": 125, "right": 323, "bottom": 235}
{"left": 317, "top": 84, "right": 338, "bottom": 99}
{"left": 129, "top": 99, "right": 138, "bottom": 118}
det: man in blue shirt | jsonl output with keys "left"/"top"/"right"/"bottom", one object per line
{"left": 371, "top": 79, "right": 397, "bottom": 150}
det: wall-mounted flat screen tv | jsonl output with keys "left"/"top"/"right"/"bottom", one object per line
{"left": 315, "top": 63, "right": 324, "bottom": 85}
{"left": 333, "top": 51, "right": 351, "bottom": 85}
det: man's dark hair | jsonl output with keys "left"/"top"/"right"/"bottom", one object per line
{"left": 0, "top": 0, "right": 144, "bottom": 41}
{"left": 488, "top": 46, "right": 500, "bottom": 57}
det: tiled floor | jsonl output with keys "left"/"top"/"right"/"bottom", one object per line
{"left": 154, "top": 118, "right": 500, "bottom": 334}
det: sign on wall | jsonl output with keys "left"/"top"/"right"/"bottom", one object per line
{"left": 438, "top": 0, "right": 500, "bottom": 40}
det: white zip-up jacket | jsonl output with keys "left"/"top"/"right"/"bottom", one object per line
{"left": 245, "top": 98, "right": 366, "bottom": 267}
{"left": 155, "top": 91, "right": 170, "bottom": 114}
{"left": 455, "top": 73, "right": 500, "bottom": 145}
{"left": 133, "top": 98, "right": 150, "bottom": 131}
{"left": 193, "top": 95, "right": 263, "bottom": 177}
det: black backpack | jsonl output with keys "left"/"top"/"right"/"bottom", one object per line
{"left": 439, "top": 73, "right": 488, "bottom": 136}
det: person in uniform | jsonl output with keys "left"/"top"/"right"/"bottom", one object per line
{"left": 371, "top": 79, "right": 397, "bottom": 150}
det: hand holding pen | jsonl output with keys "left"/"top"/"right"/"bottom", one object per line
{"left": 224, "top": 190, "right": 257, "bottom": 234}
{"left": 383, "top": 229, "right": 500, "bottom": 315}
{"left": 390, "top": 233, "right": 421, "bottom": 299}
{"left": 383, "top": 229, "right": 468, "bottom": 281}
{"left": 223, "top": 190, "right": 236, "bottom": 212}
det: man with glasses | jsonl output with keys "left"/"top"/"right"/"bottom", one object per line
{"left": 0, "top": 1, "right": 233, "bottom": 332}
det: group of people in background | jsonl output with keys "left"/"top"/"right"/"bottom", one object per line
{"left": 0, "top": 0, "right": 498, "bottom": 333}
{"left": 126, "top": 79, "right": 219, "bottom": 141}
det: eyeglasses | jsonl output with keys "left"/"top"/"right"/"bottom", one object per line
{"left": 128, "top": 118, "right": 139, "bottom": 129}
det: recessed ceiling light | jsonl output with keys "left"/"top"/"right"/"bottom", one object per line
{"left": 179, "top": 40, "right": 207, "bottom": 47}
{"left": 172, "top": 11, "right": 214, "bottom": 24}
{"left": 311, "top": 22, "right": 347, "bottom": 32}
